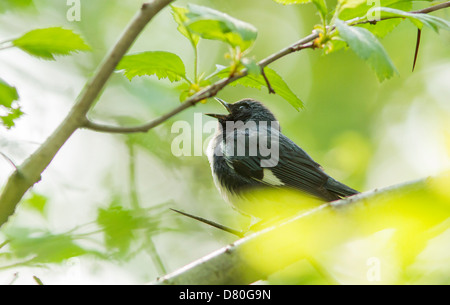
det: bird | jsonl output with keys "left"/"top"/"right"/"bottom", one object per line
{"left": 206, "top": 98, "right": 359, "bottom": 220}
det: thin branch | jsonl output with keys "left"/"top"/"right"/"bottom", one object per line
{"left": 32, "top": 275, "right": 44, "bottom": 285}
{"left": 411, "top": 1, "right": 450, "bottom": 14}
{"left": 412, "top": 29, "right": 422, "bottom": 72}
{"left": 260, "top": 67, "right": 275, "bottom": 94}
{"left": 0, "top": 152, "right": 17, "bottom": 170}
{"left": 349, "top": 1, "right": 450, "bottom": 26}
{"left": 170, "top": 208, "right": 244, "bottom": 238}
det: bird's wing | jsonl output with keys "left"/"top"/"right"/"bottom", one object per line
{"left": 228, "top": 132, "right": 358, "bottom": 201}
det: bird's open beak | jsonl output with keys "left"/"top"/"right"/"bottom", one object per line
{"left": 205, "top": 98, "right": 232, "bottom": 120}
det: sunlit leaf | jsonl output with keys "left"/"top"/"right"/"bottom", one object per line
{"left": 23, "top": 192, "right": 47, "bottom": 215}
{"left": 1, "top": 107, "right": 23, "bottom": 129}
{"left": 339, "top": 0, "right": 415, "bottom": 20}
{"left": 0, "top": 78, "right": 18, "bottom": 108}
{"left": 273, "top": 0, "right": 327, "bottom": 19}
{"left": 12, "top": 27, "right": 90, "bottom": 60}
{"left": 0, "top": 0, "right": 34, "bottom": 13}
{"left": 185, "top": 4, "right": 257, "bottom": 51}
{"left": 171, "top": 5, "right": 200, "bottom": 47}
{"left": 358, "top": 1, "right": 412, "bottom": 38}
{"left": 335, "top": 19, "right": 397, "bottom": 81}
{"left": 117, "top": 51, "right": 187, "bottom": 82}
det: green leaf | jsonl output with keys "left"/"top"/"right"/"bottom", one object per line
{"left": 12, "top": 27, "right": 90, "bottom": 60}
{"left": 373, "top": 7, "right": 450, "bottom": 32}
{"left": 312, "top": 0, "right": 328, "bottom": 20}
{"left": 0, "top": 78, "right": 18, "bottom": 108}
{"left": 185, "top": 4, "right": 257, "bottom": 51}
{"left": 1, "top": 107, "right": 23, "bottom": 129}
{"left": 339, "top": 0, "right": 408, "bottom": 21}
{"left": 273, "top": 0, "right": 327, "bottom": 20}
{"left": 5, "top": 228, "right": 88, "bottom": 264}
{"left": 117, "top": 51, "right": 187, "bottom": 82}
{"left": 335, "top": 19, "right": 397, "bottom": 82}
{"left": 0, "top": 0, "right": 34, "bottom": 13}
{"left": 216, "top": 66, "right": 303, "bottom": 110}
{"left": 339, "top": 0, "right": 367, "bottom": 11}
{"left": 97, "top": 203, "right": 143, "bottom": 257}
{"left": 358, "top": 1, "right": 412, "bottom": 38}
{"left": 171, "top": 5, "right": 200, "bottom": 47}
{"left": 23, "top": 192, "right": 47, "bottom": 215}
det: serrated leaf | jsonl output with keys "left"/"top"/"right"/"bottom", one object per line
{"left": 171, "top": 5, "right": 200, "bottom": 47}
{"left": 117, "top": 51, "right": 186, "bottom": 82}
{"left": 185, "top": 4, "right": 257, "bottom": 51}
{"left": 336, "top": 19, "right": 397, "bottom": 82}
{"left": 216, "top": 67, "right": 303, "bottom": 110}
{"left": 12, "top": 27, "right": 90, "bottom": 60}
{"left": 0, "top": 78, "right": 18, "bottom": 108}
{"left": 373, "top": 7, "right": 450, "bottom": 32}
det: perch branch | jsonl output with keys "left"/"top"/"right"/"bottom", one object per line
{"left": 153, "top": 175, "right": 449, "bottom": 285}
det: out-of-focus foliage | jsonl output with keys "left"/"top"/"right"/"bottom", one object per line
{"left": 239, "top": 173, "right": 450, "bottom": 284}
{"left": 0, "top": 78, "right": 21, "bottom": 128}
{"left": 0, "top": 0, "right": 448, "bottom": 284}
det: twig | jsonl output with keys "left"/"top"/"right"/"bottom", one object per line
{"left": 411, "top": 1, "right": 450, "bottom": 14}
{"left": 0, "top": 152, "right": 17, "bottom": 170}
{"left": 412, "top": 29, "right": 421, "bottom": 72}
{"left": 170, "top": 208, "right": 244, "bottom": 238}
{"left": 349, "top": 1, "right": 450, "bottom": 26}
{"left": 33, "top": 275, "right": 44, "bottom": 285}
{"left": 260, "top": 67, "right": 275, "bottom": 94}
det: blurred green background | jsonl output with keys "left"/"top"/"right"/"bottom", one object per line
{"left": 0, "top": 0, "right": 449, "bottom": 284}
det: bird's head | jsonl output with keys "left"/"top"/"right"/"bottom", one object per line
{"left": 205, "top": 98, "right": 277, "bottom": 125}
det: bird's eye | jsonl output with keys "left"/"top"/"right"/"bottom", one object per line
{"left": 239, "top": 103, "right": 250, "bottom": 110}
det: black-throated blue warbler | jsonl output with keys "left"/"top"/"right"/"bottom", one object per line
{"left": 206, "top": 98, "right": 359, "bottom": 220}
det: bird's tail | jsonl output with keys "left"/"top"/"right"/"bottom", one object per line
{"left": 325, "top": 177, "right": 359, "bottom": 199}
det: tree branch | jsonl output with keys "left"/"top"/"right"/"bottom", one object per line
{"left": 153, "top": 175, "right": 450, "bottom": 285}
{"left": 0, "top": 0, "right": 174, "bottom": 227}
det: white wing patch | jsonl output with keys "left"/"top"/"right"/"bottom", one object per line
{"left": 262, "top": 169, "right": 284, "bottom": 186}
